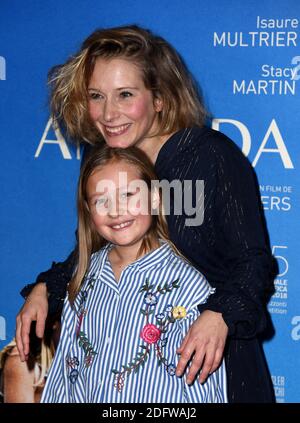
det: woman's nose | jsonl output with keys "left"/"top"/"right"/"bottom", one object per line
{"left": 103, "top": 98, "right": 119, "bottom": 122}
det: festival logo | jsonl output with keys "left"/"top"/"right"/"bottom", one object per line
{"left": 268, "top": 245, "right": 289, "bottom": 315}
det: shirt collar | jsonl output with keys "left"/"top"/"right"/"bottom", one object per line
{"left": 127, "top": 241, "right": 174, "bottom": 272}
{"left": 95, "top": 240, "right": 175, "bottom": 274}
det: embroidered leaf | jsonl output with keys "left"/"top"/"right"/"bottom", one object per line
{"left": 112, "top": 276, "right": 183, "bottom": 393}
{"left": 138, "top": 286, "right": 147, "bottom": 293}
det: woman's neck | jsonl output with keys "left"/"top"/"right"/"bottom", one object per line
{"left": 138, "top": 133, "right": 173, "bottom": 164}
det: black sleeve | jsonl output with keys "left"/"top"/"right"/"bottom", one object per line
{"left": 198, "top": 140, "right": 274, "bottom": 339}
{"left": 20, "top": 248, "right": 77, "bottom": 315}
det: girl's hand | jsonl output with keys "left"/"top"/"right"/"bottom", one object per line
{"left": 176, "top": 310, "right": 228, "bottom": 384}
{"left": 15, "top": 283, "right": 48, "bottom": 361}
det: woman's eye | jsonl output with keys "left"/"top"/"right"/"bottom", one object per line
{"left": 120, "top": 91, "right": 133, "bottom": 98}
{"left": 88, "top": 92, "right": 103, "bottom": 100}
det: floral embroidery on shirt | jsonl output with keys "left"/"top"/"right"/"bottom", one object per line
{"left": 66, "top": 356, "right": 79, "bottom": 384}
{"left": 140, "top": 324, "right": 161, "bottom": 344}
{"left": 73, "top": 273, "right": 98, "bottom": 367}
{"left": 112, "top": 278, "right": 186, "bottom": 392}
{"left": 77, "top": 331, "right": 97, "bottom": 367}
{"left": 172, "top": 306, "right": 187, "bottom": 319}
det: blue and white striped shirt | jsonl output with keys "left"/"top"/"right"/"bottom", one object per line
{"left": 41, "top": 242, "right": 227, "bottom": 403}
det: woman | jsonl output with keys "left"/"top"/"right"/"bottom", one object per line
{"left": 16, "top": 25, "right": 275, "bottom": 402}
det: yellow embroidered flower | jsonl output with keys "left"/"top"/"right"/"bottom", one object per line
{"left": 172, "top": 306, "right": 187, "bottom": 319}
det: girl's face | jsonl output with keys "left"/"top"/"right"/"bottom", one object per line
{"left": 88, "top": 58, "right": 162, "bottom": 149}
{"left": 86, "top": 160, "right": 153, "bottom": 251}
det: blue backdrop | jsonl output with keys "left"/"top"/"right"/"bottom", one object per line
{"left": 0, "top": 0, "right": 299, "bottom": 402}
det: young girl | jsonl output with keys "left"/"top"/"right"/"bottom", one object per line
{"left": 41, "top": 145, "right": 227, "bottom": 403}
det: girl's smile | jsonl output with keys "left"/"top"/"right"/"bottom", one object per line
{"left": 109, "top": 219, "right": 134, "bottom": 230}
{"left": 86, "top": 160, "right": 153, "bottom": 255}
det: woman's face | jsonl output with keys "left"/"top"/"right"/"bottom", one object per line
{"left": 88, "top": 58, "right": 162, "bottom": 148}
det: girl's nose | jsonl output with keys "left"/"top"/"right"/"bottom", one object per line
{"left": 108, "top": 197, "right": 126, "bottom": 218}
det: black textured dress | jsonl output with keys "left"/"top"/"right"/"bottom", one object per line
{"left": 22, "top": 126, "right": 275, "bottom": 403}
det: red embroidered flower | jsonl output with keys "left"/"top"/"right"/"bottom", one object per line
{"left": 140, "top": 324, "right": 161, "bottom": 344}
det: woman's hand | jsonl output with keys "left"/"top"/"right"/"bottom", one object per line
{"left": 15, "top": 283, "right": 48, "bottom": 362}
{"left": 176, "top": 310, "right": 228, "bottom": 384}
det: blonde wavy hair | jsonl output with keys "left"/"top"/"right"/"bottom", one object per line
{"left": 68, "top": 144, "right": 182, "bottom": 303}
{"left": 49, "top": 25, "right": 206, "bottom": 144}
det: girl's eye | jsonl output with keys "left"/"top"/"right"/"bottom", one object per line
{"left": 120, "top": 191, "right": 135, "bottom": 200}
{"left": 120, "top": 91, "right": 133, "bottom": 98}
{"left": 95, "top": 197, "right": 107, "bottom": 206}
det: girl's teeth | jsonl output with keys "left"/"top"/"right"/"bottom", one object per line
{"left": 112, "top": 221, "right": 132, "bottom": 229}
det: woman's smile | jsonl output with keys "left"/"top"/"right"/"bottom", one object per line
{"left": 104, "top": 123, "right": 132, "bottom": 137}
{"left": 88, "top": 58, "right": 162, "bottom": 149}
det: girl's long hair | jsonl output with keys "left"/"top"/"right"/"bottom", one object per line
{"left": 68, "top": 144, "right": 178, "bottom": 304}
